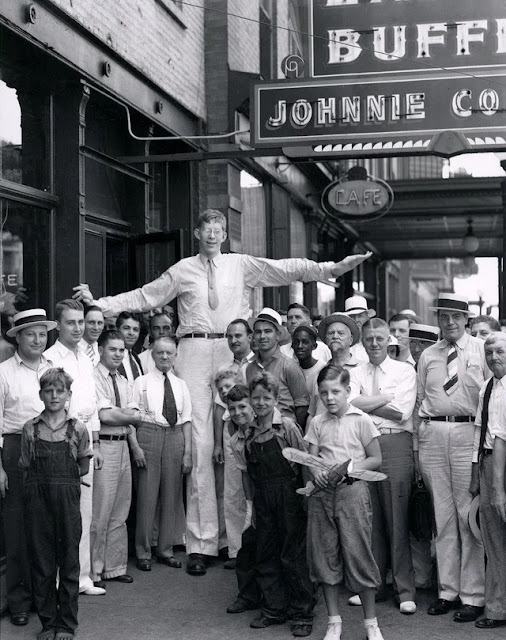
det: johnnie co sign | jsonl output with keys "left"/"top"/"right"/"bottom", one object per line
{"left": 252, "top": 0, "right": 506, "bottom": 158}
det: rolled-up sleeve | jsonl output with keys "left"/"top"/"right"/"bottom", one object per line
{"left": 285, "top": 361, "right": 310, "bottom": 407}
{"left": 388, "top": 365, "right": 416, "bottom": 422}
{"left": 96, "top": 264, "right": 180, "bottom": 316}
{"left": 94, "top": 372, "right": 114, "bottom": 412}
{"left": 76, "top": 422, "right": 93, "bottom": 460}
{"left": 242, "top": 255, "right": 334, "bottom": 289}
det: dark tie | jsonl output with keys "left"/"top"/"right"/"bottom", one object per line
{"left": 478, "top": 377, "right": 495, "bottom": 462}
{"left": 129, "top": 351, "right": 140, "bottom": 380}
{"left": 110, "top": 372, "right": 121, "bottom": 408}
{"left": 444, "top": 342, "right": 458, "bottom": 395}
{"left": 162, "top": 373, "right": 178, "bottom": 427}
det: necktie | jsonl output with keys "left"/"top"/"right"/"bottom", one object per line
{"left": 110, "top": 372, "right": 121, "bottom": 407}
{"left": 85, "top": 342, "right": 95, "bottom": 364}
{"left": 443, "top": 343, "right": 458, "bottom": 395}
{"left": 207, "top": 259, "right": 219, "bottom": 310}
{"left": 478, "top": 377, "right": 495, "bottom": 461}
{"left": 371, "top": 365, "right": 380, "bottom": 395}
{"left": 162, "top": 373, "right": 178, "bottom": 427}
{"left": 129, "top": 351, "right": 140, "bottom": 380}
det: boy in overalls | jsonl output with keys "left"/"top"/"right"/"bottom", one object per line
{"left": 244, "top": 372, "right": 316, "bottom": 637}
{"left": 20, "top": 368, "right": 92, "bottom": 640}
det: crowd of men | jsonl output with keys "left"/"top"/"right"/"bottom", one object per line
{"left": 0, "top": 208, "right": 506, "bottom": 640}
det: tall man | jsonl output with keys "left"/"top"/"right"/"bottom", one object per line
{"left": 281, "top": 303, "right": 331, "bottom": 363}
{"left": 138, "top": 312, "right": 173, "bottom": 374}
{"left": 349, "top": 318, "right": 417, "bottom": 614}
{"left": 44, "top": 299, "right": 105, "bottom": 596}
{"left": 246, "top": 308, "right": 310, "bottom": 430}
{"left": 91, "top": 330, "right": 143, "bottom": 588}
{"left": 79, "top": 305, "right": 105, "bottom": 366}
{"left": 74, "top": 208, "right": 370, "bottom": 575}
{"left": 0, "top": 309, "right": 56, "bottom": 626}
{"left": 415, "top": 293, "right": 486, "bottom": 622}
{"left": 470, "top": 332, "right": 506, "bottom": 629}
{"left": 116, "top": 312, "right": 144, "bottom": 382}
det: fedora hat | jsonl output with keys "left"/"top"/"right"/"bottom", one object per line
{"left": 342, "top": 295, "right": 376, "bottom": 318}
{"left": 249, "top": 308, "right": 290, "bottom": 344}
{"left": 429, "top": 293, "right": 475, "bottom": 317}
{"left": 318, "top": 313, "right": 361, "bottom": 346}
{"left": 6, "top": 309, "right": 57, "bottom": 337}
{"left": 409, "top": 323, "right": 440, "bottom": 343}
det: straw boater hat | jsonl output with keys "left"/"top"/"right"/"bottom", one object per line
{"left": 342, "top": 295, "right": 376, "bottom": 318}
{"left": 6, "top": 309, "right": 57, "bottom": 337}
{"left": 317, "top": 313, "right": 361, "bottom": 346}
{"left": 429, "top": 293, "right": 475, "bottom": 317}
{"left": 409, "top": 323, "right": 440, "bottom": 343}
{"left": 248, "top": 308, "right": 290, "bottom": 344}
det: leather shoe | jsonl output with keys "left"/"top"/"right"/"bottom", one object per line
{"left": 106, "top": 574, "right": 133, "bottom": 583}
{"left": 136, "top": 559, "right": 151, "bottom": 571}
{"left": 10, "top": 612, "right": 29, "bottom": 626}
{"left": 186, "top": 553, "right": 206, "bottom": 576}
{"left": 223, "top": 558, "right": 236, "bottom": 570}
{"left": 475, "top": 618, "right": 506, "bottom": 629}
{"left": 227, "top": 598, "right": 259, "bottom": 614}
{"left": 157, "top": 556, "right": 182, "bottom": 568}
{"left": 93, "top": 580, "right": 106, "bottom": 589}
{"left": 427, "top": 598, "right": 461, "bottom": 615}
{"left": 454, "top": 604, "right": 485, "bottom": 623}
{"left": 250, "top": 614, "right": 285, "bottom": 628}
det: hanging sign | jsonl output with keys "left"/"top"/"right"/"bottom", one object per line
{"left": 321, "top": 171, "right": 394, "bottom": 220}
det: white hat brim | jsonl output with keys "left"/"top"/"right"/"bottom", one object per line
{"left": 428, "top": 306, "right": 476, "bottom": 318}
{"left": 6, "top": 320, "right": 57, "bottom": 338}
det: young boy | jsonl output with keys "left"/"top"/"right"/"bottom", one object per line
{"left": 235, "top": 371, "right": 316, "bottom": 637}
{"left": 20, "top": 368, "right": 92, "bottom": 640}
{"left": 226, "top": 384, "right": 261, "bottom": 614}
{"left": 292, "top": 325, "right": 326, "bottom": 402}
{"left": 213, "top": 366, "right": 245, "bottom": 567}
{"left": 304, "top": 365, "right": 383, "bottom": 640}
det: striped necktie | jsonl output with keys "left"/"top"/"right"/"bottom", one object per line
{"left": 444, "top": 342, "right": 458, "bottom": 395}
{"left": 129, "top": 351, "right": 140, "bottom": 380}
{"left": 207, "top": 259, "right": 219, "bottom": 310}
{"left": 85, "top": 342, "right": 95, "bottom": 364}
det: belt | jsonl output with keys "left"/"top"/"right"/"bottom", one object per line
{"left": 483, "top": 448, "right": 493, "bottom": 456}
{"left": 99, "top": 434, "right": 127, "bottom": 441}
{"left": 428, "top": 415, "right": 475, "bottom": 423}
{"left": 378, "top": 428, "right": 404, "bottom": 435}
{"left": 181, "top": 332, "right": 225, "bottom": 339}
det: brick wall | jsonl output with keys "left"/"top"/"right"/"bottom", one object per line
{"left": 47, "top": 0, "right": 206, "bottom": 119}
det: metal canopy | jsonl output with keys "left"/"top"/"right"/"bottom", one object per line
{"left": 345, "top": 177, "right": 504, "bottom": 260}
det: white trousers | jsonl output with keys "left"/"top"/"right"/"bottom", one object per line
{"left": 419, "top": 420, "right": 485, "bottom": 605}
{"left": 175, "top": 337, "right": 230, "bottom": 556}
{"left": 223, "top": 425, "right": 246, "bottom": 558}
{"left": 79, "top": 423, "right": 94, "bottom": 591}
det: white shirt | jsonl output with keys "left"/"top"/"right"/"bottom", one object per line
{"left": 349, "top": 357, "right": 417, "bottom": 433}
{"left": 44, "top": 340, "right": 100, "bottom": 432}
{"left": 95, "top": 253, "right": 335, "bottom": 337}
{"left": 138, "top": 348, "right": 156, "bottom": 374}
{"left": 0, "top": 352, "right": 53, "bottom": 447}
{"left": 79, "top": 338, "right": 100, "bottom": 367}
{"left": 131, "top": 368, "right": 192, "bottom": 426}
{"left": 281, "top": 341, "right": 331, "bottom": 364}
{"left": 351, "top": 342, "right": 369, "bottom": 364}
{"left": 472, "top": 374, "right": 506, "bottom": 461}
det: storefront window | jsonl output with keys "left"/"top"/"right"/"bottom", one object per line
{"left": 0, "top": 199, "right": 51, "bottom": 315}
{"left": 0, "top": 78, "right": 51, "bottom": 191}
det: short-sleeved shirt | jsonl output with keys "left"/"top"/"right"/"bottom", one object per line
{"left": 304, "top": 405, "right": 380, "bottom": 468}
{"left": 19, "top": 412, "right": 93, "bottom": 468}
{"left": 93, "top": 362, "right": 137, "bottom": 436}
{"left": 230, "top": 407, "right": 306, "bottom": 472}
{"left": 246, "top": 349, "right": 309, "bottom": 420}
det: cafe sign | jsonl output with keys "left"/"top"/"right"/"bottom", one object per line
{"left": 321, "top": 170, "right": 394, "bottom": 220}
{"left": 251, "top": 0, "right": 506, "bottom": 158}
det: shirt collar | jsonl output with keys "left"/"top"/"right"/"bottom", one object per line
{"left": 96, "top": 362, "right": 113, "bottom": 378}
{"left": 14, "top": 351, "right": 50, "bottom": 370}
{"left": 234, "top": 351, "right": 255, "bottom": 366}
{"left": 198, "top": 252, "right": 223, "bottom": 268}
{"left": 53, "top": 339, "right": 82, "bottom": 358}
{"left": 322, "top": 404, "right": 362, "bottom": 421}
{"left": 32, "top": 410, "right": 75, "bottom": 428}
{"left": 153, "top": 367, "right": 171, "bottom": 379}
{"left": 438, "top": 333, "right": 469, "bottom": 349}
{"left": 366, "top": 356, "right": 392, "bottom": 374}
{"left": 255, "top": 347, "right": 282, "bottom": 367}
